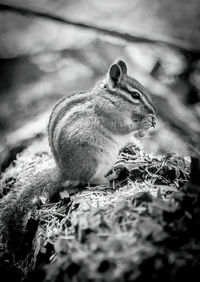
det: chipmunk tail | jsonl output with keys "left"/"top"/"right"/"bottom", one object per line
{"left": 0, "top": 164, "right": 61, "bottom": 259}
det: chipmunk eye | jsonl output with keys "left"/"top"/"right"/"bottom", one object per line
{"left": 131, "top": 91, "right": 140, "bottom": 100}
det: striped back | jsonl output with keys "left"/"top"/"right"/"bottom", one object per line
{"left": 48, "top": 92, "right": 90, "bottom": 159}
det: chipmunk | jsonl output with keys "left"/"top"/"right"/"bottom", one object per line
{"left": 0, "top": 60, "right": 156, "bottom": 257}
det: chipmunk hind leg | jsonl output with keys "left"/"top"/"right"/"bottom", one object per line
{"left": 59, "top": 144, "right": 99, "bottom": 184}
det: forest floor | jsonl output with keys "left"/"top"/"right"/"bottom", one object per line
{"left": 1, "top": 137, "right": 200, "bottom": 282}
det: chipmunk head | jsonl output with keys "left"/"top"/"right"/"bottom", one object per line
{"left": 104, "top": 60, "right": 156, "bottom": 121}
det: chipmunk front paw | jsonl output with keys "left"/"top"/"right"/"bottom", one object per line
{"left": 137, "top": 115, "right": 156, "bottom": 137}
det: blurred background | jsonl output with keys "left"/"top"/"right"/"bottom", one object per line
{"left": 0, "top": 0, "right": 200, "bottom": 171}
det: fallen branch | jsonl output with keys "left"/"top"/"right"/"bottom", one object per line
{"left": 0, "top": 2, "right": 199, "bottom": 54}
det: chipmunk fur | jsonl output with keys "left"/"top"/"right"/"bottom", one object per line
{"left": 0, "top": 60, "right": 156, "bottom": 257}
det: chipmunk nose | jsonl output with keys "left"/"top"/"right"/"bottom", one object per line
{"left": 145, "top": 105, "right": 156, "bottom": 116}
{"left": 150, "top": 107, "right": 156, "bottom": 116}
{"left": 149, "top": 105, "right": 156, "bottom": 115}
{"left": 143, "top": 97, "right": 156, "bottom": 115}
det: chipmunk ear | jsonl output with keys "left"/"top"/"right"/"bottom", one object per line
{"left": 116, "top": 60, "right": 127, "bottom": 74}
{"left": 109, "top": 63, "right": 122, "bottom": 86}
